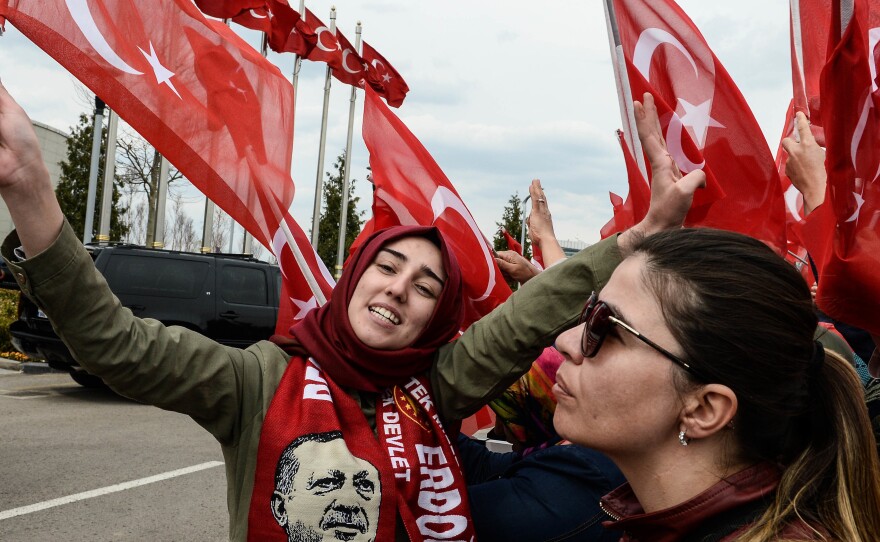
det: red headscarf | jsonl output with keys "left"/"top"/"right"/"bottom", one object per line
{"left": 272, "top": 226, "right": 464, "bottom": 392}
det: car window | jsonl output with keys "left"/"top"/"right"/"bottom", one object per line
{"left": 104, "top": 254, "right": 209, "bottom": 299}
{"left": 220, "top": 265, "right": 268, "bottom": 306}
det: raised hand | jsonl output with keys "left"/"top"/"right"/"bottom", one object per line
{"left": 526, "top": 179, "right": 565, "bottom": 267}
{"left": 781, "top": 111, "right": 826, "bottom": 215}
{"left": 620, "top": 93, "right": 705, "bottom": 252}
{"left": 494, "top": 250, "right": 540, "bottom": 285}
{"left": 0, "top": 81, "right": 64, "bottom": 256}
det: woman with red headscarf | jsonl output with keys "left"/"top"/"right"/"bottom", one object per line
{"left": 0, "top": 82, "right": 700, "bottom": 541}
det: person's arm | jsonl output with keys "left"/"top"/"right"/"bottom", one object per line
{"left": 782, "top": 111, "right": 827, "bottom": 215}
{"left": 526, "top": 179, "right": 565, "bottom": 267}
{"left": 0, "top": 83, "right": 258, "bottom": 446}
{"left": 432, "top": 94, "right": 705, "bottom": 421}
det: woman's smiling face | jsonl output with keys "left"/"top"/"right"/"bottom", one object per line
{"left": 347, "top": 236, "right": 446, "bottom": 350}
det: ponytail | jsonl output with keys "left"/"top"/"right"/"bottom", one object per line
{"left": 736, "top": 350, "right": 880, "bottom": 542}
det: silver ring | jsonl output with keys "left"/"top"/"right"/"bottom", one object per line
{"left": 537, "top": 198, "right": 546, "bottom": 203}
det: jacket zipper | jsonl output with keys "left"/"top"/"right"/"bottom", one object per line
{"left": 599, "top": 500, "right": 622, "bottom": 521}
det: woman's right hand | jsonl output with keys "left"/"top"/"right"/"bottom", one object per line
{"left": 0, "top": 81, "right": 50, "bottom": 191}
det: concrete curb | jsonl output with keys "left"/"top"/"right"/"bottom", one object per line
{"left": 0, "top": 359, "right": 21, "bottom": 372}
{"left": 22, "top": 362, "right": 63, "bottom": 374}
{"left": 0, "top": 359, "right": 64, "bottom": 374}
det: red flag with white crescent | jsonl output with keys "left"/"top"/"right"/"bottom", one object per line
{"left": 193, "top": 0, "right": 263, "bottom": 19}
{"left": 600, "top": 129, "right": 650, "bottom": 237}
{"left": 501, "top": 228, "right": 522, "bottom": 255}
{"left": 231, "top": 5, "right": 271, "bottom": 33}
{"left": 800, "top": 0, "right": 880, "bottom": 335}
{"left": 330, "top": 25, "right": 368, "bottom": 87}
{"left": 1, "top": 0, "right": 297, "bottom": 250}
{"left": 362, "top": 41, "right": 410, "bottom": 108}
{"left": 358, "top": 86, "right": 512, "bottom": 329}
{"left": 263, "top": 0, "right": 317, "bottom": 57}
{"left": 790, "top": 0, "right": 832, "bottom": 123}
{"left": 611, "top": 0, "right": 787, "bottom": 251}
{"left": 272, "top": 212, "right": 336, "bottom": 335}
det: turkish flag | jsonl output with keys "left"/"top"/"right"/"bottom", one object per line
{"left": 600, "top": 129, "right": 650, "bottom": 237}
{"left": 359, "top": 86, "right": 512, "bottom": 328}
{"left": 263, "top": 0, "right": 316, "bottom": 57}
{"left": 231, "top": 5, "right": 271, "bottom": 33}
{"left": 801, "top": 0, "right": 880, "bottom": 335}
{"left": 0, "top": 0, "right": 335, "bottom": 334}
{"left": 362, "top": 41, "right": 410, "bottom": 108}
{"left": 790, "top": 0, "right": 832, "bottom": 123}
{"left": 611, "top": 0, "right": 787, "bottom": 251}
{"left": 330, "top": 25, "right": 368, "bottom": 87}
{"left": 273, "top": 212, "right": 336, "bottom": 334}
{"left": 501, "top": 228, "right": 522, "bottom": 255}
{"left": 193, "top": 0, "right": 263, "bottom": 19}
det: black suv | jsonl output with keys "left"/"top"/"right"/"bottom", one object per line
{"left": 10, "top": 244, "right": 281, "bottom": 386}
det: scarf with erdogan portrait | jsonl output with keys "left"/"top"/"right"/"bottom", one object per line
{"left": 250, "top": 226, "right": 475, "bottom": 542}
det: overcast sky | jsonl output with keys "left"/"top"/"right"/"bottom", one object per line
{"left": 1, "top": 0, "right": 793, "bottom": 247}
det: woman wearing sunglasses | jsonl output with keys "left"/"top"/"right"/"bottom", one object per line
{"left": 552, "top": 229, "right": 880, "bottom": 541}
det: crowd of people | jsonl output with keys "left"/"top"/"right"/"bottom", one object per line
{"left": 1, "top": 78, "right": 878, "bottom": 542}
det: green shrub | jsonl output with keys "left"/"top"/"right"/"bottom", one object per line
{"left": 0, "top": 289, "right": 20, "bottom": 353}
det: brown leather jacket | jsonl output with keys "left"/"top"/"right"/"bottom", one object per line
{"left": 599, "top": 463, "right": 821, "bottom": 542}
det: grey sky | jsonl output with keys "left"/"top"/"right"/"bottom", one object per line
{"left": 0, "top": 0, "right": 792, "bottom": 246}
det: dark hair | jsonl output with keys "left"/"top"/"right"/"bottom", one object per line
{"left": 633, "top": 228, "right": 880, "bottom": 541}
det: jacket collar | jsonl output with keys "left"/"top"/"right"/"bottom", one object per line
{"left": 600, "top": 462, "right": 780, "bottom": 542}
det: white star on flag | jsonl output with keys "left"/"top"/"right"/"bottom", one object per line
{"left": 677, "top": 98, "right": 724, "bottom": 149}
{"left": 292, "top": 296, "right": 319, "bottom": 320}
{"left": 138, "top": 42, "right": 181, "bottom": 99}
{"left": 381, "top": 73, "right": 392, "bottom": 83}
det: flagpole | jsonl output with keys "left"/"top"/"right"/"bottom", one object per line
{"left": 83, "top": 97, "right": 106, "bottom": 244}
{"left": 790, "top": 0, "right": 808, "bottom": 113}
{"left": 152, "top": 156, "right": 170, "bottom": 248}
{"left": 839, "top": 0, "right": 854, "bottom": 37}
{"left": 291, "top": 0, "right": 306, "bottom": 108}
{"left": 280, "top": 218, "right": 328, "bottom": 305}
{"left": 334, "top": 21, "right": 362, "bottom": 279}
{"left": 96, "top": 108, "right": 119, "bottom": 243}
{"left": 310, "top": 6, "right": 336, "bottom": 248}
{"left": 603, "top": 0, "right": 649, "bottom": 182}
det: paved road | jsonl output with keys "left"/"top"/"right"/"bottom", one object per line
{"left": 0, "top": 371, "right": 228, "bottom": 541}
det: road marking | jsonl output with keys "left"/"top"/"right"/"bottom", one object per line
{"left": 0, "top": 461, "right": 224, "bottom": 520}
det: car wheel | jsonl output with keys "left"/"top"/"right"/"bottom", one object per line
{"left": 69, "top": 370, "right": 107, "bottom": 388}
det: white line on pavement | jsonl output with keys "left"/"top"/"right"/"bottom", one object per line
{"left": 0, "top": 461, "right": 224, "bottom": 521}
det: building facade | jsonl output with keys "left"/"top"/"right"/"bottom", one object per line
{"left": 0, "top": 120, "right": 69, "bottom": 240}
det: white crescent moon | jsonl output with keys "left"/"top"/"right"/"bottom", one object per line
{"left": 249, "top": 9, "right": 267, "bottom": 19}
{"left": 430, "top": 186, "right": 496, "bottom": 302}
{"left": 783, "top": 184, "right": 803, "bottom": 221}
{"left": 315, "top": 26, "right": 338, "bottom": 52}
{"left": 371, "top": 59, "right": 386, "bottom": 72}
{"left": 341, "top": 49, "right": 361, "bottom": 74}
{"left": 632, "top": 28, "right": 698, "bottom": 82}
{"left": 65, "top": 0, "right": 143, "bottom": 75}
{"left": 664, "top": 113, "right": 705, "bottom": 172}
{"left": 851, "top": 27, "right": 880, "bottom": 181}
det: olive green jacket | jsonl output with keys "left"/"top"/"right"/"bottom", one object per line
{"left": 2, "top": 222, "right": 621, "bottom": 541}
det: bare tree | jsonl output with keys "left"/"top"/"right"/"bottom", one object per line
{"left": 166, "top": 192, "right": 199, "bottom": 252}
{"left": 211, "top": 207, "right": 231, "bottom": 253}
{"left": 115, "top": 128, "right": 183, "bottom": 246}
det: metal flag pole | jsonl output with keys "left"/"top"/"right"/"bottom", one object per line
{"left": 839, "top": 0, "right": 854, "bottom": 37}
{"left": 96, "top": 108, "right": 119, "bottom": 242}
{"left": 310, "top": 6, "right": 337, "bottom": 248}
{"left": 519, "top": 194, "right": 531, "bottom": 250}
{"left": 790, "top": 0, "right": 808, "bottom": 114}
{"left": 83, "top": 97, "right": 106, "bottom": 243}
{"left": 291, "top": 0, "right": 307, "bottom": 108}
{"left": 201, "top": 200, "right": 215, "bottom": 253}
{"left": 603, "top": 0, "right": 649, "bottom": 182}
{"left": 152, "top": 156, "right": 170, "bottom": 248}
{"left": 334, "top": 21, "right": 362, "bottom": 279}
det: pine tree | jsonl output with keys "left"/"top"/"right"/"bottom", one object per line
{"left": 493, "top": 192, "right": 531, "bottom": 290}
{"left": 316, "top": 151, "right": 364, "bottom": 274}
{"left": 55, "top": 112, "right": 129, "bottom": 242}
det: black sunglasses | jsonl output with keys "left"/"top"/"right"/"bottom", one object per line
{"left": 579, "top": 292, "right": 698, "bottom": 377}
